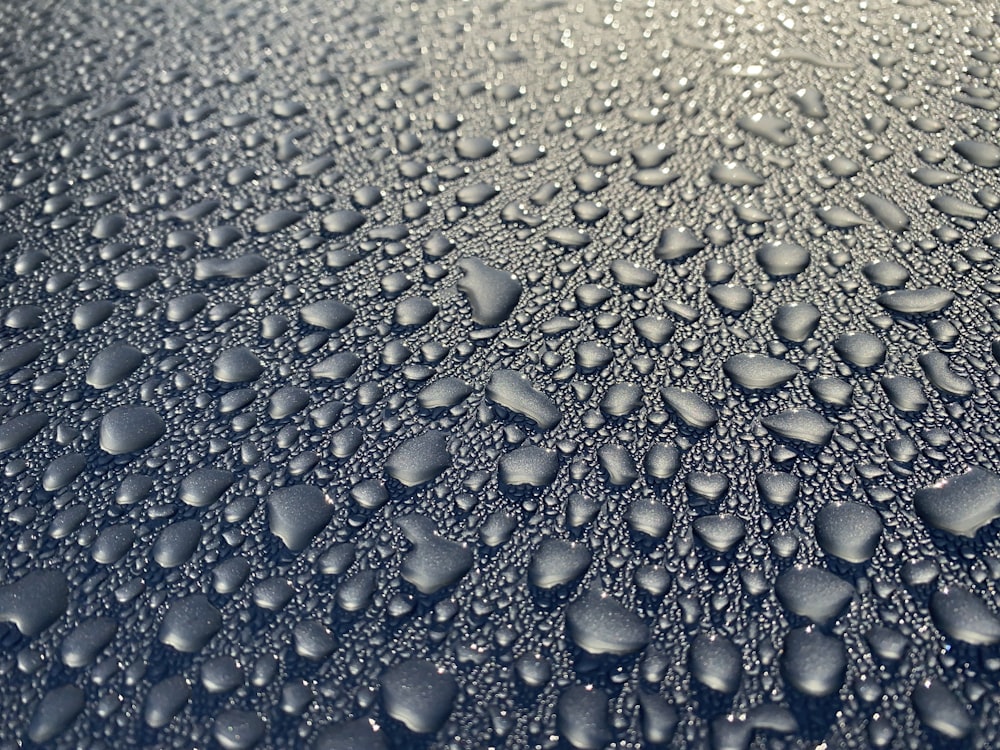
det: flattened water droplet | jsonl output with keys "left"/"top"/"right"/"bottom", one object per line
{"left": 0, "top": 569, "right": 68, "bottom": 636}
{"left": 876, "top": 287, "right": 955, "bottom": 315}
{"left": 600, "top": 382, "right": 643, "bottom": 416}
{"left": 862, "top": 260, "right": 910, "bottom": 287}
{"left": 267, "top": 485, "right": 334, "bottom": 551}
{"left": 655, "top": 227, "right": 704, "bottom": 261}
{"left": 724, "top": 354, "right": 798, "bottom": 390}
{"left": 144, "top": 675, "right": 191, "bottom": 729}
{"left": 930, "top": 586, "right": 1000, "bottom": 646}
{"left": 756, "top": 471, "right": 800, "bottom": 507}
{"left": 776, "top": 566, "right": 854, "bottom": 624}
{"left": 99, "top": 406, "right": 165, "bottom": 454}
{"left": 913, "top": 681, "right": 973, "bottom": 739}
{"left": 28, "top": 685, "right": 85, "bottom": 744}
{"left": 180, "top": 468, "right": 234, "bottom": 507}
{"left": 499, "top": 445, "right": 558, "bottom": 487}
{"left": 486, "top": 369, "right": 561, "bottom": 429}
{"left": 310, "top": 352, "right": 362, "bottom": 381}
{"left": 385, "top": 430, "right": 452, "bottom": 486}
{"left": 772, "top": 303, "right": 821, "bottom": 342}
{"left": 321, "top": 209, "right": 366, "bottom": 235}
{"left": 418, "top": 377, "right": 473, "bottom": 409}
{"left": 626, "top": 498, "right": 673, "bottom": 539}
{"left": 692, "top": 514, "right": 746, "bottom": 553}
{"left": 660, "top": 386, "right": 719, "bottom": 429}
{"left": 914, "top": 466, "right": 1000, "bottom": 537}
{"left": 707, "top": 283, "right": 754, "bottom": 314}
{"left": 880, "top": 375, "right": 929, "bottom": 413}
{"left": 61, "top": 617, "right": 117, "bottom": 668}
{"left": 159, "top": 594, "right": 222, "bottom": 653}
{"left": 858, "top": 193, "right": 910, "bottom": 232}
{"left": 755, "top": 242, "right": 810, "bottom": 277}
{"left": 380, "top": 659, "right": 457, "bottom": 734}
{"left": 85, "top": 343, "right": 143, "bottom": 388}
{"left": 689, "top": 633, "right": 742, "bottom": 693}
{"left": 815, "top": 502, "right": 883, "bottom": 563}
{"left": 809, "top": 376, "right": 853, "bottom": 407}
{"left": 153, "top": 519, "right": 202, "bottom": 568}
{"left": 781, "top": 628, "right": 846, "bottom": 697}
{"left": 710, "top": 162, "right": 764, "bottom": 187}
{"left": 833, "top": 332, "right": 886, "bottom": 368}
{"left": 557, "top": 685, "right": 612, "bottom": 750}
{"left": 644, "top": 443, "right": 680, "bottom": 481}
{"left": 761, "top": 409, "right": 834, "bottom": 446}
{"left": 0, "top": 340, "right": 44, "bottom": 373}
{"left": 529, "top": 538, "right": 591, "bottom": 589}
{"left": 566, "top": 590, "right": 650, "bottom": 655}
{"left": 917, "top": 351, "right": 973, "bottom": 397}
{"left": 397, "top": 514, "right": 472, "bottom": 594}
{"left": 0, "top": 410, "right": 48, "bottom": 453}
{"left": 213, "top": 347, "right": 264, "bottom": 383}
{"left": 634, "top": 315, "right": 676, "bottom": 344}
{"left": 213, "top": 710, "right": 266, "bottom": 749}
{"left": 457, "top": 258, "right": 523, "bottom": 325}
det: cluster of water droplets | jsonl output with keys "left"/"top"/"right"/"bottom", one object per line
{"left": 2, "top": 0, "right": 1000, "bottom": 747}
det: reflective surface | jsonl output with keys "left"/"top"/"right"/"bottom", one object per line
{"left": 2, "top": 0, "right": 1000, "bottom": 747}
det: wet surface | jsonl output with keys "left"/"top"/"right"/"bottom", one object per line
{"left": 2, "top": 0, "right": 1000, "bottom": 747}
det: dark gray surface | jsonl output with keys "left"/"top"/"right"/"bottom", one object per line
{"left": 2, "top": 0, "right": 1000, "bottom": 747}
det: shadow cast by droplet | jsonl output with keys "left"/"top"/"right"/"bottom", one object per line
{"left": 691, "top": 537, "right": 744, "bottom": 575}
{"left": 569, "top": 648, "right": 640, "bottom": 686}
{"left": 382, "top": 477, "right": 435, "bottom": 511}
{"left": 937, "top": 638, "right": 1000, "bottom": 669}
{"left": 485, "top": 404, "right": 549, "bottom": 436}
{"left": 499, "top": 480, "right": 551, "bottom": 502}
{"left": 922, "top": 525, "right": 990, "bottom": 557}
{"left": 629, "top": 530, "right": 666, "bottom": 557}
{"left": 142, "top": 640, "right": 196, "bottom": 686}
{"left": 666, "top": 421, "right": 717, "bottom": 447}
{"left": 783, "top": 690, "right": 841, "bottom": 742}
{"left": 821, "top": 556, "right": 870, "bottom": 583}
{"left": 767, "top": 439, "right": 827, "bottom": 467}
{"left": 727, "top": 383, "right": 790, "bottom": 401}
{"left": 645, "top": 476, "right": 678, "bottom": 499}
{"left": 0, "top": 622, "right": 28, "bottom": 652}
{"left": 379, "top": 715, "right": 437, "bottom": 750}
{"left": 529, "top": 581, "right": 584, "bottom": 612}
{"left": 687, "top": 681, "right": 738, "bottom": 723}
{"left": 685, "top": 487, "right": 722, "bottom": 512}
{"left": 918, "top": 733, "right": 980, "bottom": 750}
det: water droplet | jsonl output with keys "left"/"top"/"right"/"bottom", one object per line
{"left": 99, "top": 406, "right": 165, "bottom": 454}
{"left": 724, "top": 354, "right": 798, "bottom": 390}
{"left": 0, "top": 570, "right": 68, "bottom": 636}
{"left": 566, "top": 590, "right": 650, "bottom": 655}
{"left": 267, "top": 485, "right": 335, "bottom": 551}
{"left": 380, "top": 659, "right": 458, "bottom": 734}
{"left": 780, "top": 628, "right": 846, "bottom": 697}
